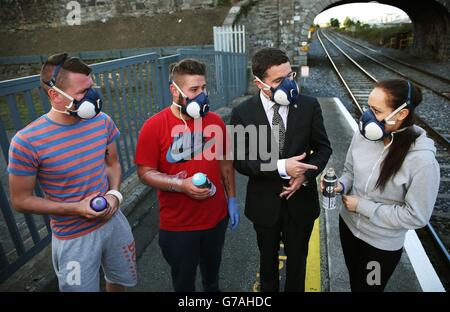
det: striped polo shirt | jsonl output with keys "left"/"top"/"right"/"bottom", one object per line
{"left": 7, "top": 112, "right": 120, "bottom": 240}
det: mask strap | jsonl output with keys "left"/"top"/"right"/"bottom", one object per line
{"left": 172, "top": 81, "right": 188, "bottom": 99}
{"left": 254, "top": 76, "right": 271, "bottom": 91}
{"left": 44, "top": 60, "right": 66, "bottom": 88}
{"left": 385, "top": 126, "right": 409, "bottom": 148}
{"left": 392, "top": 126, "right": 409, "bottom": 134}
{"left": 384, "top": 81, "right": 413, "bottom": 125}
{"left": 172, "top": 101, "right": 188, "bottom": 130}
{"left": 50, "top": 85, "right": 78, "bottom": 111}
{"left": 385, "top": 133, "right": 395, "bottom": 150}
{"left": 51, "top": 106, "right": 71, "bottom": 116}
{"left": 52, "top": 85, "right": 74, "bottom": 102}
{"left": 384, "top": 102, "right": 408, "bottom": 125}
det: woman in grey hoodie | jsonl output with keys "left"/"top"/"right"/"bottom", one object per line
{"left": 322, "top": 79, "right": 440, "bottom": 292}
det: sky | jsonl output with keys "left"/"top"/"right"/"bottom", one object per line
{"left": 313, "top": 2, "right": 410, "bottom": 25}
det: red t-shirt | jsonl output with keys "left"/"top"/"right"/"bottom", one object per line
{"left": 135, "top": 107, "right": 228, "bottom": 231}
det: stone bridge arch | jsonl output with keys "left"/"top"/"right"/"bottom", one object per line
{"left": 240, "top": 0, "right": 450, "bottom": 65}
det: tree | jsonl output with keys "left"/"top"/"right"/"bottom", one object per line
{"left": 343, "top": 16, "right": 354, "bottom": 29}
{"left": 329, "top": 18, "right": 340, "bottom": 28}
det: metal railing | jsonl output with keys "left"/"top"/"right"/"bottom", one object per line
{"left": 178, "top": 49, "right": 247, "bottom": 110}
{"left": 0, "top": 45, "right": 214, "bottom": 65}
{"left": 213, "top": 25, "right": 246, "bottom": 53}
{"left": 0, "top": 48, "right": 247, "bottom": 283}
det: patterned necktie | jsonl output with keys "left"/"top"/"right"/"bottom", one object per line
{"left": 272, "top": 104, "right": 286, "bottom": 156}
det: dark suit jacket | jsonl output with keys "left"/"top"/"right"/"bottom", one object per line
{"left": 230, "top": 93, "right": 332, "bottom": 228}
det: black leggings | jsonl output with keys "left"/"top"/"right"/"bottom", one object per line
{"left": 339, "top": 217, "right": 403, "bottom": 292}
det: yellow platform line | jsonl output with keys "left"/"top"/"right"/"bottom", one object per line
{"left": 305, "top": 217, "right": 321, "bottom": 292}
{"left": 251, "top": 217, "right": 321, "bottom": 292}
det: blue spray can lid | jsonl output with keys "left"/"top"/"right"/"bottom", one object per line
{"left": 192, "top": 172, "right": 207, "bottom": 187}
{"left": 90, "top": 196, "right": 108, "bottom": 212}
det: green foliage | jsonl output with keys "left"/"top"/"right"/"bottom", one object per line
{"left": 343, "top": 16, "right": 354, "bottom": 28}
{"left": 329, "top": 18, "right": 340, "bottom": 28}
{"left": 338, "top": 23, "right": 413, "bottom": 47}
{"left": 342, "top": 17, "right": 370, "bottom": 31}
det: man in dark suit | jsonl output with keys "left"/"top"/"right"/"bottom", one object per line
{"left": 230, "top": 48, "right": 332, "bottom": 292}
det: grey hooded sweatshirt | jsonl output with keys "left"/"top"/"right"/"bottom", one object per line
{"left": 339, "top": 125, "right": 440, "bottom": 251}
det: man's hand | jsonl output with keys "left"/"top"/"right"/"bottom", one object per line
{"left": 77, "top": 193, "right": 109, "bottom": 219}
{"left": 227, "top": 197, "right": 239, "bottom": 230}
{"left": 180, "top": 178, "right": 212, "bottom": 200}
{"left": 280, "top": 175, "right": 306, "bottom": 200}
{"left": 342, "top": 195, "right": 360, "bottom": 212}
{"left": 285, "top": 153, "right": 318, "bottom": 178}
{"left": 102, "top": 194, "right": 120, "bottom": 221}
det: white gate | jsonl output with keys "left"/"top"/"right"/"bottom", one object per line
{"left": 213, "top": 25, "right": 246, "bottom": 53}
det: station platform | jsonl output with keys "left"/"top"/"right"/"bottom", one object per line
{"left": 131, "top": 97, "right": 444, "bottom": 292}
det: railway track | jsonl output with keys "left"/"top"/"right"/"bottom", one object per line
{"left": 317, "top": 29, "right": 450, "bottom": 290}
{"left": 330, "top": 31, "right": 450, "bottom": 101}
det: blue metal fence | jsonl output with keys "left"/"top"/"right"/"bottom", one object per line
{"left": 0, "top": 49, "right": 247, "bottom": 283}
{"left": 177, "top": 49, "right": 247, "bottom": 110}
{"left": 0, "top": 45, "right": 213, "bottom": 65}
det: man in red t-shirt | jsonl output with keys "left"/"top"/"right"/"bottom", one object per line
{"left": 135, "top": 58, "right": 238, "bottom": 292}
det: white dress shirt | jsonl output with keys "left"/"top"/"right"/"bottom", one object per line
{"left": 259, "top": 92, "right": 291, "bottom": 179}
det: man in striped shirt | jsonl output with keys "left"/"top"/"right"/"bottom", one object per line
{"left": 7, "top": 53, "right": 137, "bottom": 292}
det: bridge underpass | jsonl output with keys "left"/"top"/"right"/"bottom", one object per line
{"left": 237, "top": 0, "right": 450, "bottom": 65}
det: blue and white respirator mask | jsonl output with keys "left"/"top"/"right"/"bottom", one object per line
{"left": 44, "top": 62, "right": 102, "bottom": 120}
{"left": 359, "top": 81, "right": 413, "bottom": 141}
{"left": 171, "top": 81, "right": 210, "bottom": 119}
{"left": 255, "top": 72, "right": 299, "bottom": 106}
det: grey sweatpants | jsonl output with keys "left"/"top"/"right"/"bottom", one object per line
{"left": 51, "top": 210, "right": 137, "bottom": 292}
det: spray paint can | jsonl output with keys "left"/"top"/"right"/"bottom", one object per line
{"left": 322, "top": 168, "right": 338, "bottom": 210}
{"left": 192, "top": 172, "right": 216, "bottom": 196}
{"left": 90, "top": 196, "right": 108, "bottom": 212}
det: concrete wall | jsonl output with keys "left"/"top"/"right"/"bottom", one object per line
{"left": 234, "top": 0, "right": 325, "bottom": 65}
{"left": 236, "top": 0, "right": 310, "bottom": 65}
{"left": 0, "top": 0, "right": 219, "bottom": 30}
{"left": 3, "top": 0, "right": 449, "bottom": 62}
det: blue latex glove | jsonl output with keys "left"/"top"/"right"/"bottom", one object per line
{"left": 227, "top": 197, "right": 239, "bottom": 230}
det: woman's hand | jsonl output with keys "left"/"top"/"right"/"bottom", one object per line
{"left": 320, "top": 174, "right": 343, "bottom": 194}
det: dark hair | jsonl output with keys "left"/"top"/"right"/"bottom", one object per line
{"left": 251, "top": 48, "right": 290, "bottom": 80}
{"left": 40, "top": 52, "right": 91, "bottom": 93}
{"left": 375, "top": 79, "right": 423, "bottom": 190}
{"left": 169, "top": 58, "right": 206, "bottom": 85}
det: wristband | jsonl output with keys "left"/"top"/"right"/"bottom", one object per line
{"left": 106, "top": 189, "right": 123, "bottom": 205}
